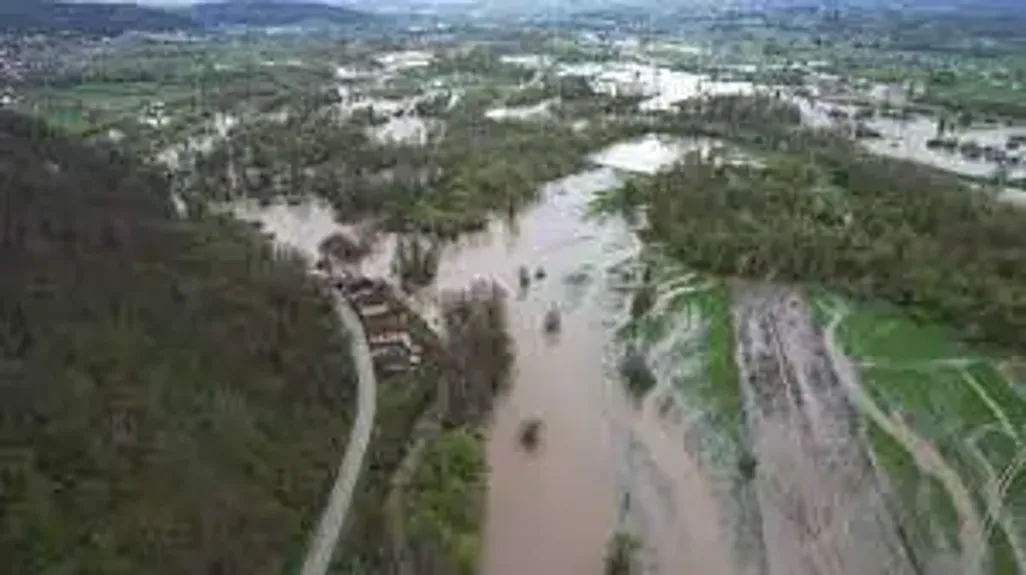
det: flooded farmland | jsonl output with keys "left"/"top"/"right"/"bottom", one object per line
{"left": 225, "top": 62, "right": 1026, "bottom": 574}
{"left": 228, "top": 135, "right": 747, "bottom": 574}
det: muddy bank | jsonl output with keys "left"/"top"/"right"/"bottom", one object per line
{"left": 731, "top": 284, "right": 915, "bottom": 575}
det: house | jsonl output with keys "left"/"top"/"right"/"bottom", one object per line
{"left": 363, "top": 312, "right": 406, "bottom": 336}
{"left": 333, "top": 273, "right": 428, "bottom": 373}
{"left": 371, "top": 342, "right": 422, "bottom": 373}
{"left": 358, "top": 300, "right": 391, "bottom": 318}
{"left": 368, "top": 330, "right": 413, "bottom": 348}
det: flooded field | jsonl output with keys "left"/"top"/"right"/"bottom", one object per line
{"left": 732, "top": 286, "right": 911, "bottom": 575}
{"left": 591, "top": 134, "right": 721, "bottom": 175}
{"left": 501, "top": 56, "right": 762, "bottom": 111}
{"left": 484, "top": 100, "right": 556, "bottom": 122}
{"left": 860, "top": 116, "right": 1026, "bottom": 181}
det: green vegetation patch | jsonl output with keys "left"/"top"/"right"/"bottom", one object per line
{"left": 404, "top": 427, "right": 488, "bottom": 575}
{"left": 691, "top": 285, "right": 741, "bottom": 414}
{"left": 618, "top": 253, "right": 741, "bottom": 449}
{"left": 867, "top": 420, "right": 962, "bottom": 553}
{"left": 832, "top": 302, "right": 966, "bottom": 363}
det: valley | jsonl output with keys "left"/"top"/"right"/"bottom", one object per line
{"left": 3, "top": 3, "right": 1026, "bottom": 574}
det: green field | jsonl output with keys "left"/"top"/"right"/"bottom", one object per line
{"left": 618, "top": 251, "right": 742, "bottom": 463}
{"left": 814, "top": 295, "right": 1026, "bottom": 573}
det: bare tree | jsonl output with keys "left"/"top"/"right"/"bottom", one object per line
{"left": 439, "top": 279, "right": 513, "bottom": 426}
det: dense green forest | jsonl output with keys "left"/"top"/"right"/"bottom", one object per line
{"left": 0, "top": 111, "right": 357, "bottom": 574}
{"left": 604, "top": 139, "right": 1026, "bottom": 352}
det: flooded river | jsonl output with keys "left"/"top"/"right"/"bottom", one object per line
{"left": 195, "top": 50, "right": 1025, "bottom": 573}
{"left": 231, "top": 136, "right": 743, "bottom": 574}
{"left": 412, "top": 166, "right": 739, "bottom": 575}
{"left": 231, "top": 131, "right": 969, "bottom": 575}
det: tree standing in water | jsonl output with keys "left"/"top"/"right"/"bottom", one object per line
{"left": 440, "top": 279, "right": 513, "bottom": 426}
{"left": 605, "top": 532, "right": 641, "bottom": 575}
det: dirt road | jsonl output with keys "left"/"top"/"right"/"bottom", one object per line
{"left": 299, "top": 297, "right": 378, "bottom": 575}
{"left": 731, "top": 284, "right": 914, "bottom": 575}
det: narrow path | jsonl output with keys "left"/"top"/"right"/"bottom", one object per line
{"left": 299, "top": 296, "right": 378, "bottom": 575}
{"left": 965, "top": 438, "right": 1026, "bottom": 572}
{"left": 822, "top": 304, "right": 986, "bottom": 575}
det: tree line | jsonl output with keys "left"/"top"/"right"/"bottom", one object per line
{"left": 607, "top": 139, "right": 1026, "bottom": 352}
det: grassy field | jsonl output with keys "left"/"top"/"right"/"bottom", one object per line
{"left": 814, "top": 295, "right": 1026, "bottom": 573}
{"left": 618, "top": 252, "right": 743, "bottom": 460}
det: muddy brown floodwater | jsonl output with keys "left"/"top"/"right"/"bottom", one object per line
{"left": 232, "top": 160, "right": 938, "bottom": 575}
{"left": 413, "top": 168, "right": 739, "bottom": 574}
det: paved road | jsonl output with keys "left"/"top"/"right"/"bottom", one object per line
{"left": 299, "top": 296, "right": 378, "bottom": 575}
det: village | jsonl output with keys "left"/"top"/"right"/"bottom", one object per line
{"left": 326, "top": 269, "right": 426, "bottom": 375}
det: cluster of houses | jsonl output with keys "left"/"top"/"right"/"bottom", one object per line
{"left": 333, "top": 275, "right": 425, "bottom": 374}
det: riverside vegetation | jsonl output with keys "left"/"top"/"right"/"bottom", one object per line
{"left": 597, "top": 95, "right": 1026, "bottom": 571}
{"left": 612, "top": 151, "right": 1026, "bottom": 353}
{"left": 401, "top": 280, "right": 514, "bottom": 574}
{"left": 336, "top": 280, "right": 513, "bottom": 574}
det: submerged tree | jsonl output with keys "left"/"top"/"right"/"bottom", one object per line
{"left": 392, "top": 233, "right": 442, "bottom": 290}
{"left": 605, "top": 532, "right": 641, "bottom": 575}
{"left": 319, "top": 231, "right": 370, "bottom": 265}
{"left": 620, "top": 345, "right": 657, "bottom": 399}
{"left": 440, "top": 279, "right": 514, "bottom": 426}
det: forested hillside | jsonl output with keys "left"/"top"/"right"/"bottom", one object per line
{"left": 0, "top": 2, "right": 192, "bottom": 35}
{"left": 0, "top": 111, "right": 356, "bottom": 574}
{"left": 188, "top": 1, "right": 376, "bottom": 28}
{"left": 0, "top": 1, "right": 375, "bottom": 35}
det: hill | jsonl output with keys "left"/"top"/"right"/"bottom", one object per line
{"left": 0, "top": 110, "right": 357, "bottom": 574}
{"left": 0, "top": 1, "right": 376, "bottom": 35}
{"left": 0, "top": 1, "right": 192, "bottom": 35}
{"left": 188, "top": 1, "right": 376, "bottom": 28}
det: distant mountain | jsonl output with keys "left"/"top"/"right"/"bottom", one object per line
{"left": 0, "top": 1, "right": 192, "bottom": 35}
{"left": 187, "top": 1, "right": 376, "bottom": 28}
{"left": 0, "top": 1, "right": 376, "bottom": 35}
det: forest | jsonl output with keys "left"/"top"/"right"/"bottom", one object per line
{"left": 0, "top": 111, "right": 358, "bottom": 574}
{"left": 605, "top": 135, "right": 1026, "bottom": 353}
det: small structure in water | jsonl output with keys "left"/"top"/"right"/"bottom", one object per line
{"left": 518, "top": 265, "right": 531, "bottom": 289}
{"left": 534, "top": 266, "right": 547, "bottom": 280}
{"left": 620, "top": 346, "right": 656, "bottom": 398}
{"left": 519, "top": 418, "right": 543, "bottom": 450}
{"left": 738, "top": 452, "right": 758, "bottom": 481}
{"left": 543, "top": 304, "right": 561, "bottom": 334}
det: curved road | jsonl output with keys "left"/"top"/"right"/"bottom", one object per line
{"left": 299, "top": 296, "right": 378, "bottom": 575}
